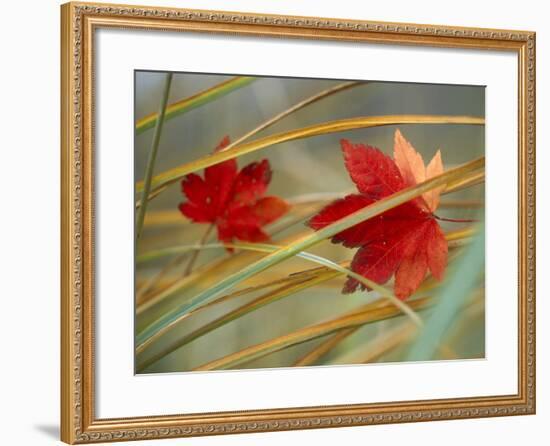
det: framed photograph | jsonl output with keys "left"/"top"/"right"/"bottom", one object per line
{"left": 61, "top": 2, "right": 536, "bottom": 443}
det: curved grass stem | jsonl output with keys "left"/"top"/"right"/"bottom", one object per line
{"left": 137, "top": 270, "right": 340, "bottom": 371}
{"left": 135, "top": 241, "right": 422, "bottom": 357}
{"left": 293, "top": 327, "right": 359, "bottom": 367}
{"left": 135, "top": 115, "right": 485, "bottom": 201}
{"left": 135, "top": 81, "right": 363, "bottom": 207}
{"left": 183, "top": 224, "right": 214, "bottom": 276}
{"left": 136, "top": 224, "right": 214, "bottom": 301}
{"left": 135, "top": 73, "right": 173, "bottom": 240}
{"left": 192, "top": 296, "right": 435, "bottom": 371}
{"left": 135, "top": 76, "right": 256, "bottom": 134}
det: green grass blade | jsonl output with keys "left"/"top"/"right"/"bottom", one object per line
{"left": 136, "top": 224, "right": 470, "bottom": 315}
{"left": 137, "top": 270, "right": 340, "bottom": 371}
{"left": 145, "top": 241, "right": 418, "bottom": 324}
{"left": 135, "top": 73, "right": 173, "bottom": 240}
{"left": 136, "top": 158, "right": 483, "bottom": 351}
{"left": 136, "top": 239, "right": 420, "bottom": 361}
{"left": 135, "top": 76, "right": 256, "bottom": 134}
{"left": 135, "top": 230, "right": 315, "bottom": 316}
{"left": 406, "top": 222, "right": 485, "bottom": 361}
{"left": 135, "top": 241, "right": 419, "bottom": 356}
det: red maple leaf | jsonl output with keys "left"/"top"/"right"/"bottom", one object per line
{"left": 307, "top": 130, "right": 448, "bottom": 300}
{"left": 179, "top": 136, "right": 289, "bottom": 246}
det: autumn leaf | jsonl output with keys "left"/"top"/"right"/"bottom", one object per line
{"left": 394, "top": 129, "right": 444, "bottom": 212}
{"left": 179, "top": 136, "right": 289, "bottom": 247}
{"left": 308, "top": 130, "right": 448, "bottom": 299}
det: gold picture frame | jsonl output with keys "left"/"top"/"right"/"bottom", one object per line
{"left": 61, "top": 2, "right": 536, "bottom": 443}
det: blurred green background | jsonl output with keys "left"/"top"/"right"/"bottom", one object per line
{"left": 135, "top": 72, "right": 485, "bottom": 374}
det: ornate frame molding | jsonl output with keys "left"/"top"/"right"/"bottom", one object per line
{"left": 60, "top": 2, "right": 535, "bottom": 444}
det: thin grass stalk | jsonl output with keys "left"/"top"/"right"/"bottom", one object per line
{"left": 135, "top": 241, "right": 419, "bottom": 355}
{"left": 193, "top": 296, "right": 435, "bottom": 371}
{"left": 321, "top": 322, "right": 416, "bottom": 365}
{"left": 137, "top": 215, "right": 322, "bottom": 310}
{"left": 136, "top": 227, "right": 312, "bottom": 309}
{"left": 291, "top": 268, "right": 459, "bottom": 368}
{"left": 136, "top": 223, "right": 214, "bottom": 299}
{"left": 136, "top": 115, "right": 484, "bottom": 198}
{"left": 136, "top": 253, "right": 189, "bottom": 300}
{"left": 245, "top": 246, "right": 425, "bottom": 325}
{"left": 136, "top": 185, "right": 166, "bottom": 210}
{"left": 136, "top": 209, "right": 478, "bottom": 266}
{"left": 136, "top": 229, "right": 313, "bottom": 313}
{"left": 293, "top": 327, "right": 359, "bottom": 367}
{"left": 183, "top": 224, "right": 214, "bottom": 276}
{"left": 141, "top": 198, "right": 333, "bottom": 228}
{"left": 293, "top": 272, "right": 474, "bottom": 367}
{"left": 135, "top": 82, "right": 362, "bottom": 208}
{"left": 446, "top": 227, "right": 477, "bottom": 241}
{"left": 135, "top": 73, "right": 173, "bottom": 240}
{"left": 135, "top": 76, "right": 256, "bottom": 134}
{"left": 219, "top": 81, "right": 361, "bottom": 152}
{"left": 136, "top": 157, "right": 484, "bottom": 351}
{"left": 140, "top": 196, "right": 482, "bottom": 229}
{"left": 359, "top": 324, "right": 417, "bottom": 363}
{"left": 137, "top": 271, "right": 340, "bottom": 371}
{"left": 447, "top": 238, "right": 472, "bottom": 249}
{"left": 336, "top": 295, "right": 484, "bottom": 365}
{"left": 190, "top": 264, "right": 341, "bottom": 314}
{"left": 137, "top": 260, "right": 338, "bottom": 316}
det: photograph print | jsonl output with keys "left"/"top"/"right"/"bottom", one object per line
{"left": 134, "top": 71, "right": 485, "bottom": 374}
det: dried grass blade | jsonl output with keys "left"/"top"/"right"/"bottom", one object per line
{"left": 137, "top": 270, "right": 340, "bottom": 371}
{"left": 135, "top": 76, "right": 256, "bottom": 134}
{"left": 219, "top": 81, "right": 361, "bottom": 151}
{"left": 145, "top": 241, "right": 420, "bottom": 323}
{"left": 136, "top": 115, "right": 484, "bottom": 197}
{"left": 293, "top": 327, "right": 359, "bottom": 367}
{"left": 136, "top": 82, "right": 362, "bottom": 207}
{"left": 193, "top": 296, "right": 435, "bottom": 371}
{"left": 443, "top": 170, "right": 484, "bottom": 194}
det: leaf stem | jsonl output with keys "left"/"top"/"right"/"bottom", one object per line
{"left": 183, "top": 224, "right": 214, "bottom": 276}
{"left": 434, "top": 215, "right": 478, "bottom": 223}
{"left": 135, "top": 73, "right": 173, "bottom": 240}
